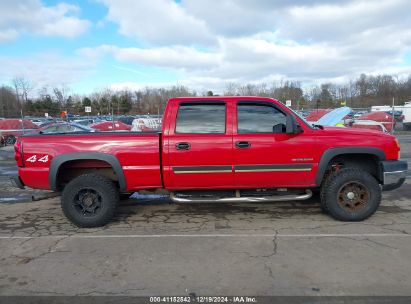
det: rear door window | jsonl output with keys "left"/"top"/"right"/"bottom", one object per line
{"left": 176, "top": 104, "right": 226, "bottom": 134}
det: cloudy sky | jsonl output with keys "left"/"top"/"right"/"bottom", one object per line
{"left": 1, "top": 0, "right": 411, "bottom": 95}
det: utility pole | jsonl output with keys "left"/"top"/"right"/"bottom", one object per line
{"left": 20, "top": 109, "right": 25, "bottom": 134}
{"left": 391, "top": 97, "right": 395, "bottom": 135}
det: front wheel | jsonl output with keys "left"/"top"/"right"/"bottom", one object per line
{"left": 321, "top": 168, "right": 381, "bottom": 221}
{"left": 61, "top": 174, "right": 119, "bottom": 227}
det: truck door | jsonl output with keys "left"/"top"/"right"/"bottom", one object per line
{"left": 166, "top": 101, "right": 234, "bottom": 189}
{"left": 233, "top": 100, "right": 316, "bottom": 188}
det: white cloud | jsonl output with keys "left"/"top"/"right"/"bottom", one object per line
{"left": 6, "top": 0, "right": 402, "bottom": 93}
{"left": 100, "top": 0, "right": 215, "bottom": 46}
{"left": 0, "top": 0, "right": 91, "bottom": 42}
{"left": 92, "top": 0, "right": 411, "bottom": 89}
{"left": 78, "top": 44, "right": 222, "bottom": 70}
{"left": 280, "top": 0, "right": 411, "bottom": 42}
{"left": 0, "top": 29, "right": 19, "bottom": 42}
{"left": 80, "top": 28, "right": 411, "bottom": 93}
{"left": 1, "top": 0, "right": 410, "bottom": 93}
{"left": 0, "top": 53, "right": 94, "bottom": 90}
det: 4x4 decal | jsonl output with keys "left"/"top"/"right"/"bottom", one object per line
{"left": 26, "top": 155, "right": 49, "bottom": 163}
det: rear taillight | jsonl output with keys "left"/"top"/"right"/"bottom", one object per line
{"left": 14, "top": 140, "right": 24, "bottom": 167}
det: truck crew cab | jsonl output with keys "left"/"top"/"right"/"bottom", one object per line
{"left": 12, "top": 97, "right": 408, "bottom": 227}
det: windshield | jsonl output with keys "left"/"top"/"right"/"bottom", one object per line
{"left": 288, "top": 108, "right": 315, "bottom": 129}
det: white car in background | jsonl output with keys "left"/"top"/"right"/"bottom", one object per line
{"left": 131, "top": 115, "right": 162, "bottom": 132}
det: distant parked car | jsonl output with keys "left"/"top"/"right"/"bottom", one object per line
{"left": 73, "top": 118, "right": 102, "bottom": 126}
{"left": 37, "top": 123, "right": 96, "bottom": 134}
{"left": 38, "top": 120, "right": 56, "bottom": 128}
{"left": 344, "top": 111, "right": 355, "bottom": 119}
{"left": 306, "top": 109, "right": 332, "bottom": 122}
{"left": 357, "top": 111, "right": 395, "bottom": 132}
{"left": 91, "top": 121, "right": 132, "bottom": 132}
{"left": 385, "top": 110, "right": 404, "bottom": 123}
{"left": 372, "top": 102, "right": 411, "bottom": 130}
{"left": 350, "top": 120, "right": 389, "bottom": 133}
{"left": 353, "top": 111, "right": 369, "bottom": 118}
{"left": 0, "top": 133, "right": 5, "bottom": 146}
{"left": 0, "top": 119, "right": 39, "bottom": 145}
{"left": 118, "top": 116, "right": 136, "bottom": 125}
{"left": 29, "top": 118, "right": 53, "bottom": 126}
{"left": 131, "top": 116, "right": 162, "bottom": 132}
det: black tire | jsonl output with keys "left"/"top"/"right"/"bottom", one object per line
{"left": 319, "top": 191, "right": 329, "bottom": 214}
{"left": 320, "top": 174, "right": 333, "bottom": 214}
{"left": 120, "top": 193, "right": 131, "bottom": 200}
{"left": 61, "top": 174, "right": 119, "bottom": 227}
{"left": 321, "top": 168, "right": 381, "bottom": 221}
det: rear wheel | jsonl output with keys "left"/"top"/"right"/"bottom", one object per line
{"left": 61, "top": 174, "right": 119, "bottom": 227}
{"left": 321, "top": 168, "right": 381, "bottom": 221}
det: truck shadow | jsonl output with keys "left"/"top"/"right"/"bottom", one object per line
{"left": 112, "top": 186, "right": 411, "bottom": 225}
{"left": 112, "top": 195, "right": 323, "bottom": 224}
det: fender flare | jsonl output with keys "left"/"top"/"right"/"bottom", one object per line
{"left": 315, "top": 147, "right": 386, "bottom": 186}
{"left": 49, "top": 152, "right": 126, "bottom": 191}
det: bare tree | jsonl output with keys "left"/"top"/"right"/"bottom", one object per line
{"left": 12, "top": 77, "right": 33, "bottom": 115}
{"left": 53, "top": 84, "right": 71, "bottom": 110}
{"left": 3, "top": 72, "right": 411, "bottom": 116}
{"left": 224, "top": 82, "right": 238, "bottom": 96}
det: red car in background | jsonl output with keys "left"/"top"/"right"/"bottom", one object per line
{"left": 90, "top": 121, "right": 132, "bottom": 132}
{"left": 0, "top": 119, "right": 38, "bottom": 145}
{"left": 357, "top": 111, "right": 395, "bottom": 132}
{"left": 305, "top": 109, "right": 332, "bottom": 122}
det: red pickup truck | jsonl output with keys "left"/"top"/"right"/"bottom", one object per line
{"left": 12, "top": 96, "right": 407, "bottom": 227}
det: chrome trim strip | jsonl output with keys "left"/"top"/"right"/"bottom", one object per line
{"left": 172, "top": 164, "right": 313, "bottom": 174}
{"left": 172, "top": 166, "right": 232, "bottom": 174}
{"left": 173, "top": 170, "right": 232, "bottom": 174}
{"left": 235, "top": 168, "right": 312, "bottom": 172}
{"left": 234, "top": 164, "right": 313, "bottom": 173}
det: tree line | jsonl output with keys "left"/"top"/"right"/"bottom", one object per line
{"left": 1, "top": 73, "right": 411, "bottom": 118}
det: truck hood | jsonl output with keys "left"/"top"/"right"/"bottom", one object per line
{"left": 315, "top": 106, "right": 351, "bottom": 126}
{"left": 320, "top": 126, "right": 394, "bottom": 138}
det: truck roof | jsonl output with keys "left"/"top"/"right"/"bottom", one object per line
{"left": 169, "top": 96, "right": 276, "bottom": 102}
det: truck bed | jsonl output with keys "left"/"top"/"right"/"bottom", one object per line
{"left": 18, "top": 132, "right": 163, "bottom": 191}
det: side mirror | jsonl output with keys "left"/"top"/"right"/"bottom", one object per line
{"left": 286, "top": 114, "right": 303, "bottom": 134}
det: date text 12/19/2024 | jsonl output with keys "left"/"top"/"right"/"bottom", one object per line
{"left": 149, "top": 296, "right": 257, "bottom": 303}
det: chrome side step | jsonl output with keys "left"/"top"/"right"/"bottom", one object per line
{"left": 170, "top": 190, "right": 312, "bottom": 203}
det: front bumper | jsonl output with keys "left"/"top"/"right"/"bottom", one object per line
{"left": 381, "top": 160, "right": 408, "bottom": 191}
{"left": 10, "top": 175, "right": 25, "bottom": 189}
